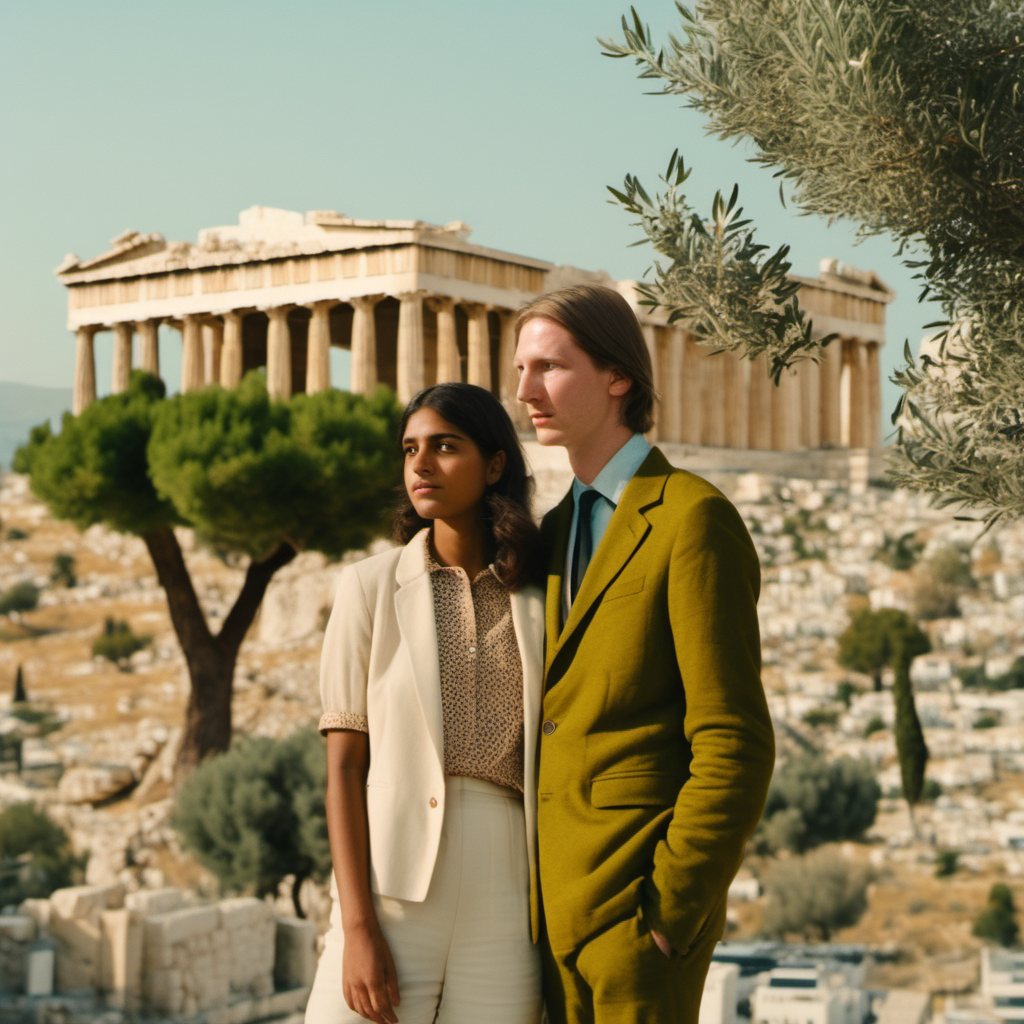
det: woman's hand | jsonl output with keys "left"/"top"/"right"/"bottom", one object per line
{"left": 343, "top": 919, "right": 401, "bottom": 1024}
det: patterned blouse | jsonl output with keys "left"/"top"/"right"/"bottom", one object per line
{"left": 318, "top": 532, "right": 525, "bottom": 793}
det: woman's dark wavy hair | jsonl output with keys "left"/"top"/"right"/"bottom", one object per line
{"left": 393, "top": 383, "right": 540, "bottom": 591}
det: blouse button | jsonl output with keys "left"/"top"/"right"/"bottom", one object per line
{"left": 468, "top": 646, "right": 476, "bottom": 654}
{"left": 429, "top": 797, "right": 438, "bottom": 808}
{"left": 542, "top": 720, "right": 556, "bottom": 736}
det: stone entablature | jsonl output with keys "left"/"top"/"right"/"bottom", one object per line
{"left": 57, "top": 207, "right": 892, "bottom": 459}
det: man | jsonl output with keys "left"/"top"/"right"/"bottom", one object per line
{"left": 514, "top": 284, "right": 775, "bottom": 1024}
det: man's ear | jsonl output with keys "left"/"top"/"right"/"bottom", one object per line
{"left": 609, "top": 369, "right": 632, "bottom": 397}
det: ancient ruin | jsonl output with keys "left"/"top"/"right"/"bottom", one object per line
{"left": 56, "top": 206, "right": 891, "bottom": 466}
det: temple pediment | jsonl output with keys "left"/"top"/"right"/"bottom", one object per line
{"left": 55, "top": 231, "right": 167, "bottom": 277}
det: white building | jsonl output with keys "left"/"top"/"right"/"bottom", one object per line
{"left": 751, "top": 964, "right": 867, "bottom": 1024}
{"left": 980, "top": 947, "right": 1024, "bottom": 1024}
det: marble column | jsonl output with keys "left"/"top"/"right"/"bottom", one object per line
{"left": 819, "top": 337, "right": 843, "bottom": 446}
{"left": 111, "top": 322, "right": 134, "bottom": 394}
{"left": 723, "top": 352, "right": 750, "bottom": 449}
{"left": 220, "top": 311, "right": 244, "bottom": 388}
{"left": 680, "top": 332, "right": 703, "bottom": 444}
{"left": 747, "top": 356, "right": 773, "bottom": 449}
{"left": 772, "top": 367, "right": 803, "bottom": 450}
{"left": 349, "top": 295, "right": 382, "bottom": 395}
{"left": 307, "top": 301, "right": 336, "bottom": 393}
{"left": 397, "top": 292, "right": 426, "bottom": 402}
{"left": 136, "top": 320, "right": 160, "bottom": 377}
{"left": 73, "top": 325, "right": 99, "bottom": 415}
{"left": 641, "top": 324, "right": 660, "bottom": 441}
{"left": 180, "top": 315, "right": 205, "bottom": 394}
{"left": 202, "top": 320, "right": 223, "bottom": 387}
{"left": 465, "top": 303, "right": 491, "bottom": 389}
{"left": 702, "top": 351, "right": 727, "bottom": 447}
{"left": 429, "top": 297, "right": 460, "bottom": 383}
{"left": 800, "top": 357, "right": 821, "bottom": 449}
{"left": 266, "top": 306, "right": 293, "bottom": 400}
{"left": 840, "top": 338, "right": 868, "bottom": 447}
{"left": 865, "top": 341, "right": 882, "bottom": 450}
{"left": 497, "top": 310, "right": 521, "bottom": 420}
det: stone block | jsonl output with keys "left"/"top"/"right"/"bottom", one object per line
{"left": 50, "top": 883, "right": 125, "bottom": 921}
{"left": 57, "top": 764, "right": 136, "bottom": 804}
{"left": 274, "top": 917, "right": 317, "bottom": 989}
{"left": 26, "top": 945, "right": 55, "bottom": 997}
{"left": 147, "top": 904, "right": 218, "bottom": 946}
{"left": 145, "top": 966, "right": 184, "bottom": 1015}
{"left": 18, "top": 898, "right": 50, "bottom": 931}
{"left": 0, "top": 914, "right": 35, "bottom": 942}
{"left": 218, "top": 896, "right": 272, "bottom": 932}
{"left": 50, "top": 914, "right": 101, "bottom": 992}
{"left": 125, "top": 886, "right": 184, "bottom": 916}
{"left": 99, "top": 908, "right": 141, "bottom": 1010}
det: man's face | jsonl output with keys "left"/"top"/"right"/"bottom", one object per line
{"left": 514, "top": 317, "right": 629, "bottom": 455}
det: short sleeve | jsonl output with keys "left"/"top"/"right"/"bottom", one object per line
{"left": 318, "top": 563, "right": 372, "bottom": 735}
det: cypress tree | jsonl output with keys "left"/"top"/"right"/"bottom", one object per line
{"left": 12, "top": 665, "right": 26, "bottom": 705}
{"left": 892, "top": 635, "right": 929, "bottom": 832}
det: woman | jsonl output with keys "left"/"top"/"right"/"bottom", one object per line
{"left": 304, "top": 383, "right": 544, "bottom": 1024}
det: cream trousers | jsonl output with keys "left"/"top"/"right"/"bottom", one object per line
{"left": 304, "top": 775, "right": 542, "bottom": 1024}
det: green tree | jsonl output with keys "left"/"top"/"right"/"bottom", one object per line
{"left": 974, "top": 883, "right": 1020, "bottom": 947}
{"left": 173, "top": 729, "right": 330, "bottom": 918}
{"left": 50, "top": 552, "right": 76, "bottom": 588}
{"left": 603, "top": 3, "right": 1024, "bottom": 521}
{"left": 12, "top": 664, "right": 26, "bottom": 704}
{"left": 838, "top": 608, "right": 930, "bottom": 692}
{"left": 761, "top": 849, "right": 869, "bottom": 941}
{"left": 15, "top": 371, "right": 401, "bottom": 775}
{"left": 0, "top": 803, "right": 86, "bottom": 905}
{"left": 91, "top": 617, "right": 151, "bottom": 669}
{"left": 0, "top": 582, "right": 40, "bottom": 616}
{"left": 757, "top": 754, "right": 880, "bottom": 854}
{"left": 836, "top": 608, "right": 930, "bottom": 825}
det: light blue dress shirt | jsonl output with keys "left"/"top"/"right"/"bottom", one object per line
{"left": 563, "top": 432, "right": 651, "bottom": 619}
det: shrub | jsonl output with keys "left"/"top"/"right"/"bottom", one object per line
{"left": 864, "top": 715, "right": 885, "bottom": 738}
{"left": 935, "top": 851, "right": 959, "bottom": 877}
{"left": 974, "top": 714, "right": 1000, "bottom": 730}
{"left": 0, "top": 583, "right": 40, "bottom": 615}
{"left": 50, "top": 553, "right": 76, "bottom": 588}
{"left": 761, "top": 849, "right": 869, "bottom": 940}
{"left": 802, "top": 708, "right": 839, "bottom": 728}
{"left": 974, "top": 883, "right": 1019, "bottom": 947}
{"left": 91, "top": 617, "right": 151, "bottom": 667}
{"left": 756, "top": 754, "right": 880, "bottom": 854}
{"left": 5, "top": 528, "right": 28, "bottom": 541}
{"left": 835, "top": 681, "right": 859, "bottom": 708}
{"left": 0, "top": 803, "right": 86, "bottom": 904}
{"left": 173, "top": 729, "right": 330, "bottom": 917}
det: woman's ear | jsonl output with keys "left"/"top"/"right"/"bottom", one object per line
{"left": 486, "top": 449, "right": 507, "bottom": 486}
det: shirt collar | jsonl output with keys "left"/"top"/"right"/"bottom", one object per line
{"left": 572, "top": 433, "right": 651, "bottom": 508}
{"left": 420, "top": 527, "right": 497, "bottom": 583}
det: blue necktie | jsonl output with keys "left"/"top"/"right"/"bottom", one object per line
{"left": 571, "top": 489, "right": 600, "bottom": 603}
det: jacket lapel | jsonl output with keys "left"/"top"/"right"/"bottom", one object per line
{"left": 543, "top": 491, "right": 574, "bottom": 676}
{"left": 546, "top": 449, "right": 672, "bottom": 674}
{"left": 393, "top": 532, "right": 445, "bottom": 771}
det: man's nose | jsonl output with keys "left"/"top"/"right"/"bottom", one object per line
{"left": 516, "top": 368, "right": 535, "bottom": 404}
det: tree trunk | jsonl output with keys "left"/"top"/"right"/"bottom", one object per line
{"left": 142, "top": 527, "right": 296, "bottom": 778}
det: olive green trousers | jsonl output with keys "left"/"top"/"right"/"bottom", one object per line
{"left": 540, "top": 901, "right": 726, "bottom": 1024}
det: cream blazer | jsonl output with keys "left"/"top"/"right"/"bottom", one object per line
{"left": 319, "top": 530, "right": 545, "bottom": 903}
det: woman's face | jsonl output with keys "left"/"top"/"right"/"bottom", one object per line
{"left": 403, "top": 406, "right": 506, "bottom": 524}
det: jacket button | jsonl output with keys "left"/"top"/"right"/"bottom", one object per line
{"left": 542, "top": 720, "right": 556, "bottom": 736}
{"left": 429, "top": 797, "right": 438, "bottom": 808}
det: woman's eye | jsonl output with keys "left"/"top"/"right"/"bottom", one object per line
{"left": 404, "top": 445, "right": 417, "bottom": 456}
{"left": 437, "top": 442, "right": 455, "bottom": 452}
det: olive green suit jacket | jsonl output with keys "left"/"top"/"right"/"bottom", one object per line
{"left": 534, "top": 448, "right": 775, "bottom": 957}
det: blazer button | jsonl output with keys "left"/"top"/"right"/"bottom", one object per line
{"left": 429, "top": 797, "right": 438, "bottom": 808}
{"left": 542, "top": 720, "right": 556, "bottom": 736}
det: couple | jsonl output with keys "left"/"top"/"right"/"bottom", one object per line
{"left": 304, "top": 285, "right": 775, "bottom": 1024}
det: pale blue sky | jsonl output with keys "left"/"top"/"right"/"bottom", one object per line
{"left": 0, "top": 0, "right": 940, "bottom": 432}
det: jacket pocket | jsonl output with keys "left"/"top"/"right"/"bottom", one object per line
{"left": 603, "top": 575, "right": 645, "bottom": 602}
{"left": 590, "top": 770, "right": 679, "bottom": 809}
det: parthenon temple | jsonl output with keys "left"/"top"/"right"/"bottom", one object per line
{"left": 57, "top": 206, "right": 891, "bottom": 459}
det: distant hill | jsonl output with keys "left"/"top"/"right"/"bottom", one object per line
{"left": 0, "top": 381, "right": 72, "bottom": 470}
